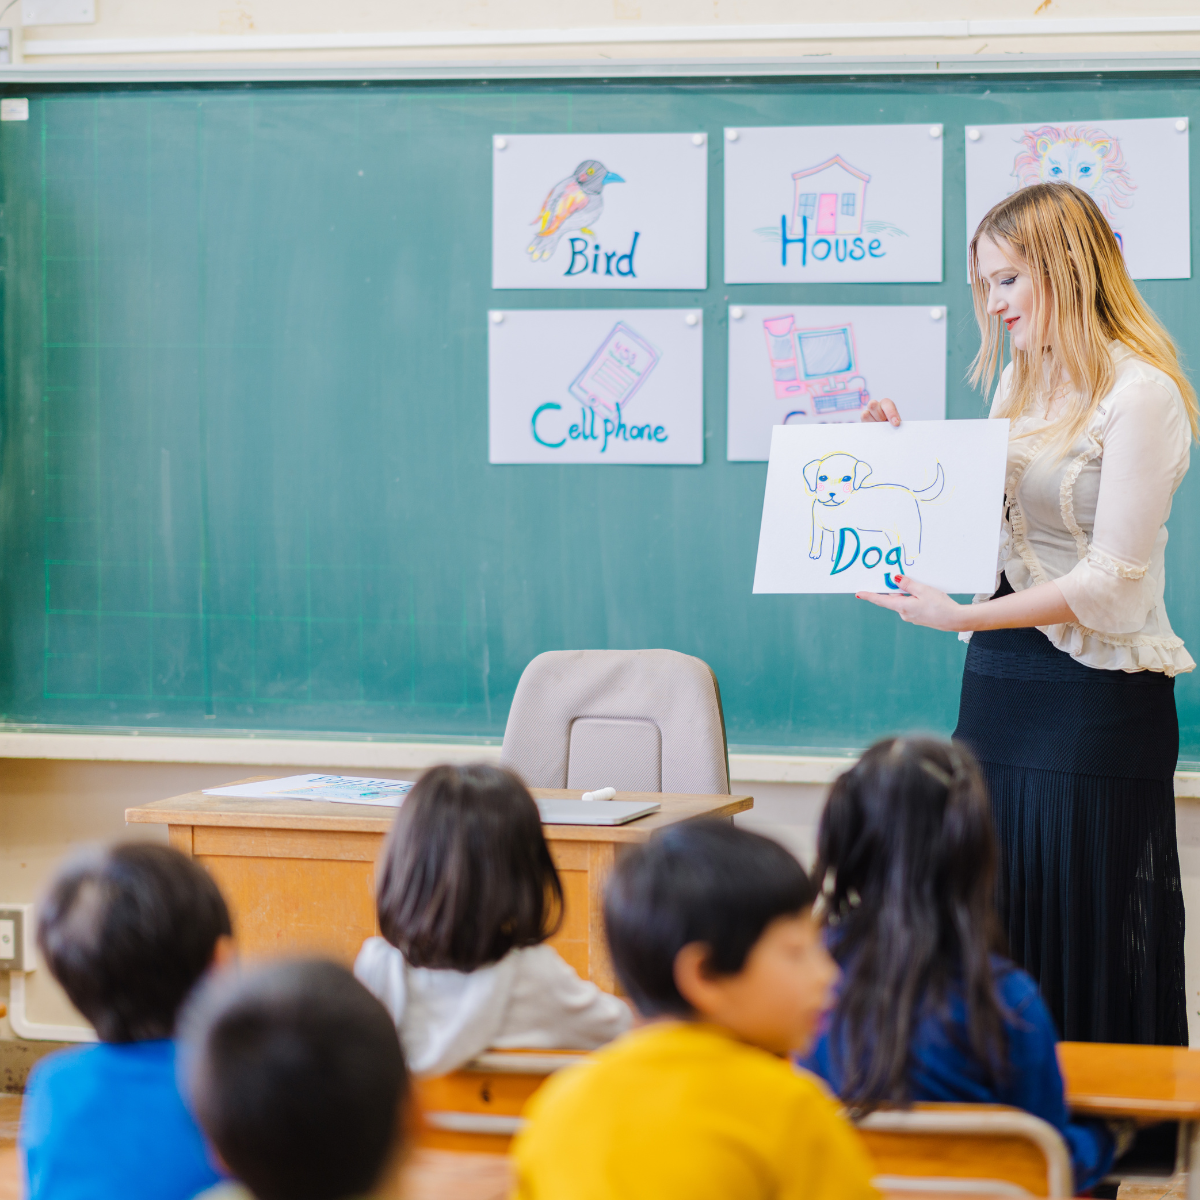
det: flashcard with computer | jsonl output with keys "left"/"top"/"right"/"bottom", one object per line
{"left": 726, "top": 305, "right": 948, "bottom": 461}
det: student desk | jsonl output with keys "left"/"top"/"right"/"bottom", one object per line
{"left": 1059, "top": 1041, "right": 1200, "bottom": 1200}
{"left": 125, "top": 782, "right": 752, "bottom": 992}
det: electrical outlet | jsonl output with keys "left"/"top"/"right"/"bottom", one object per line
{"left": 0, "top": 906, "right": 36, "bottom": 971}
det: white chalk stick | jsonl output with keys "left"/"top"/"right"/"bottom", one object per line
{"left": 581, "top": 787, "right": 617, "bottom": 802}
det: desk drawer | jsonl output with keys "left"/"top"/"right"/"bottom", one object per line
{"left": 193, "top": 826, "right": 383, "bottom": 862}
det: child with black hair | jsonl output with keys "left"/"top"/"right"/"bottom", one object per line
{"left": 20, "top": 842, "right": 233, "bottom": 1200}
{"left": 354, "top": 762, "right": 630, "bottom": 1076}
{"left": 180, "top": 959, "right": 410, "bottom": 1200}
{"left": 798, "top": 736, "right": 1121, "bottom": 1193}
{"left": 513, "top": 820, "right": 876, "bottom": 1200}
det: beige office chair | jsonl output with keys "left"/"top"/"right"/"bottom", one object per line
{"left": 500, "top": 649, "right": 730, "bottom": 794}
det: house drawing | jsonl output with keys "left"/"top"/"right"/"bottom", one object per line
{"left": 790, "top": 155, "right": 871, "bottom": 238}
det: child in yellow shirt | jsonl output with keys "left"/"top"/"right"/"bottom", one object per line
{"left": 512, "top": 820, "right": 878, "bottom": 1200}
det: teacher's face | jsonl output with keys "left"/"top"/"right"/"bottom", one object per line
{"left": 977, "top": 235, "right": 1038, "bottom": 352}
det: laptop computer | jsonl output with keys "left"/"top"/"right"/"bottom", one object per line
{"left": 536, "top": 799, "right": 661, "bottom": 826}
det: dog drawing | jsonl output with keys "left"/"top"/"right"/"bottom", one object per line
{"left": 803, "top": 452, "right": 945, "bottom": 567}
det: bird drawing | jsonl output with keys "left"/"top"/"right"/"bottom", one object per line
{"left": 527, "top": 160, "right": 625, "bottom": 262}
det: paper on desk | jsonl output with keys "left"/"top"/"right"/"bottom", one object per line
{"left": 202, "top": 774, "right": 415, "bottom": 807}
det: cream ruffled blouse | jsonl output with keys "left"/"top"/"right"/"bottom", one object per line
{"left": 966, "top": 344, "right": 1194, "bottom": 676}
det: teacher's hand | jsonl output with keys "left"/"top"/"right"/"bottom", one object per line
{"left": 861, "top": 397, "right": 901, "bottom": 426}
{"left": 856, "top": 575, "right": 966, "bottom": 632}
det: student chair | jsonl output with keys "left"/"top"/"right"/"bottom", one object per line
{"left": 500, "top": 649, "right": 730, "bottom": 794}
{"left": 416, "top": 1049, "right": 583, "bottom": 1154}
{"left": 856, "top": 1103, "right": 1073, "bottom": 1198}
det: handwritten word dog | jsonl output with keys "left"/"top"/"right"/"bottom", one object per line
{"left": 803, "top": 452, "right": 945, "bottom": 568}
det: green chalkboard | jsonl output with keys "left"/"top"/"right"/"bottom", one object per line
{"left": 1, "top": 74, "right": 1198, "bottom": 758}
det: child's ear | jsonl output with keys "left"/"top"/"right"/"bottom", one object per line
{"left": 209, "top": 935, "right": 237, "bottom": 972}
{"left": 673, "top": 942, "right": 717, "bottom": 1013}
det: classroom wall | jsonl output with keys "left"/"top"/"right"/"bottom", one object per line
{"left": 4, "top": 0, "right": 1200, "bottom": 66}
{"left": 0, "top": 0, "right": 1195, "bottom": 1082}
{"left": 0, "top": 756, "right": 1198, "bottom": 1071}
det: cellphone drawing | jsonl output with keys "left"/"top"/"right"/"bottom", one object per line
{"left": 526, "top": 159, "right": 625, "bottom": 263}
{"left": 1011, "top": 125, "right": 1136, "bottom": 247}
{"left": 762, "top": 316, "right": 870, "bottom": 421}
{"left": 803, "top": 450, "right": 945, "bottom": 586}
{"left": 569, "top": 322, "right": 660, "bottom": 413}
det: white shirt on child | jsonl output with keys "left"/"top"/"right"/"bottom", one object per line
{"left": 353, "top": 937, "right": 632, "bottom": 1077}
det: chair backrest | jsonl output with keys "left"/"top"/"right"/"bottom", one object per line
{"left": 419, "top": 1068, "right": 1070, "bottom": 1196}
{"left": 417, "top": 1050, "right": 584, "bottom": 1154}
{"left": 500, "top": 649, "right": 730, "bottom": 794}
{"left": 856, "top": 1103, "right": 1074, "bottom": 1198}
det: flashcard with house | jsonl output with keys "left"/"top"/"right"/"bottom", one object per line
{"left": 723, "top": 124, "right": 944, "bottom": 283}
{"left": 752, "top": 420, "right": 1008, "bottom": 595}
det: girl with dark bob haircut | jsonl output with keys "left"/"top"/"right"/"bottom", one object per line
{"left": 354, "top": 763, "right": 630, "bottom": 1076}
{"left": 797, "top": 737, "right": 1124, "bottom": 1194}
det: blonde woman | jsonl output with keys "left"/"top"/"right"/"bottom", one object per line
{"left": 862, "top": 181, "right": 1195, "bottom": 1045}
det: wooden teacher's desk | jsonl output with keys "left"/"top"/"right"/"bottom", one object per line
{"left": 126, "top": 782, "right": 752, "bottom": 992}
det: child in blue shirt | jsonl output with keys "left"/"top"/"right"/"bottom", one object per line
{"left": 798, "top": 737, "right": 1125, "bottom": 1194}
{"left": 20, "top": 842, "right": 233, "bottom": 1200}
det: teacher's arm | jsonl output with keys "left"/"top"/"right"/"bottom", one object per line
{"left": 857, "top": 576, "right": 1076, "bottom": 632}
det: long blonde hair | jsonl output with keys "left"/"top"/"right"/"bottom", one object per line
{"left": 968, "top": 182, "right": 1199, "bottom": 449}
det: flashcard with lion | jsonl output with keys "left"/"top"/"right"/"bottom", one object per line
{"left": 964, "top": 117, "right": 1190, "bottom": 281}
{"left": 753, "top": 420, "right": 1009, "bottom": 595}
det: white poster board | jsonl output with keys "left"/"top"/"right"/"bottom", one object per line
{"left": 752, "top": 420, "right": 1008, "bottom": 594}
{"left": 492, "top": 132, "right": 708, "bottom": 290}
{"left": 724, "top": 123, "right": 944, "bottom": 284}
{"left": 727, "top": 304, "right": 948, "bottom": 461}
{"left": 964, "top": 117, "right": 1190, "bottom": 280}
{"left": 488, "top": 308, "right": 704, "bottom": 464}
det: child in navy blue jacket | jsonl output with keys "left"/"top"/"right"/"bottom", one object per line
{"left": 798, "top": 737, "right": 1124, "bottom": 1194}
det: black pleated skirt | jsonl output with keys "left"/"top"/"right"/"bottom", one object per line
{"left": 953, "top": 576, "right": 1187, "bottom": 1046}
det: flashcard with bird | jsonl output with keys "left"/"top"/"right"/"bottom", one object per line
{"left": 492, "top": 132, "right": 708, "bottom": 290}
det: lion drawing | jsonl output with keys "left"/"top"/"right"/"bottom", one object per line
{"left": 1011, "top": 125, "right": 1136, "bottom": 223}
